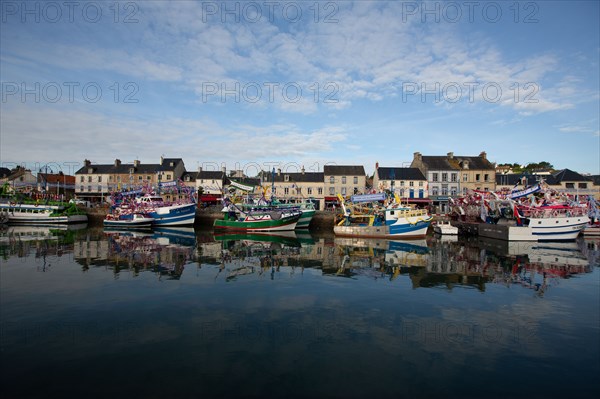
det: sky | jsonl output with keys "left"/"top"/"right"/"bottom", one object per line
{"left": 1, "top": 0, "right": 599, "bottom": 177}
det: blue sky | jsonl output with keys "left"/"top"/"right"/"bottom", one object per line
{"left": 1, "top": 0, "right": 599, "bottom": 176}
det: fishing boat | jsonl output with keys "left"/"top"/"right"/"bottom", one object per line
{"left": 480, "top": 200, "right": 589, "bottom": 241}
{"left": 0, "top": 200, "right": 88, "bottom": 224}
{"left": 103, "top": 212, "right": 154, "bottom": 229}
{"left": 333, "top": 193, "right": 432, "bottom": 239}
{"left": 239, "top": 200, "right": 316, "bottom": 229}
{"left": 109, "top": 183, "right": 197, "bottom": 227}
{"left": 214, "top": 202, "right": 301, "bottom": 232}
{"left": 433, "top": 221, "right": 458, "bottom": 235}
{"left": 133, "top": 194, "right": 196, "bottom": 226}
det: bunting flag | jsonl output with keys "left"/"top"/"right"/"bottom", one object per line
{"left": 514, "top": 203, "right": 522, "bottom": 226}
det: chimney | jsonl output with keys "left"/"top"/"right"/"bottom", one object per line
{"left": 160, "top": 156, "right": 164, "bottom": 165}
{"left": 413, "top": 152, "right": 422, "bottom": 161}
{"left": 84, "top": 159, "right": 91, "bottom": 167}
{"left": 222, "top": 166, "right": 226, "bottom": 174}
{"left": 301, "top": 166, "right": 305, "bottom": 175}
{"left": 133, "top": 160, "right": 140, "bottom": 167}
{"left": 277, "top": 168, "right": 281, "bottom": 176}
{"left": 479, "top": 151, "right": 487, "bottom": 160}
{"left": 375, "top": 162, "right": 379, "bottom": 170}
{"left": 198, "top": 166, "right": 202, "bottom": 173}
{"left": 114, "top": 159, "right": 121, "bottom": 167}
{"left": 447, "top": 152, "right": 454, "bottom": 159}
{"left": 462, "top": 160, "right": 469, "bottom": 169}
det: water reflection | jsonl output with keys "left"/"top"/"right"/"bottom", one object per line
{"left": 1, "top": 224, "right": 598, "bottom": 292}
{"left": 1, "top": 225, "right": 599, "bottom": 398}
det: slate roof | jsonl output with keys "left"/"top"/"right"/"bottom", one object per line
{"left": 324, "top": 165, "right": 365, "bottom": 176}
{"left": 420, "top": 155, "right": 495, "bottom": 171}
{"left": 75, "top": 158, "right": 184, "bottom": 174}
{"left": 0, "top": 168, "right": 11, "bottom": 178}
{"left": 197, "top": 170, "right": 225, "bottom": 180}
{"left": 263, "top": 171, "right": 325, "bottom": 183}
{"left": 590, "top": 175, "right": 600, "bottom": 185}
{"left": 552, "top": 168, "right": 592, "bottom": 183}
{"left": 377, "top": 167, "right": 426, "bottom": 181}
{"left": 181, "top": 172, "right": 196, "bottom": 182}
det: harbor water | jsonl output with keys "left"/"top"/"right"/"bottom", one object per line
{"left": 1, "top": 225, "right": 599, "bottom": 398}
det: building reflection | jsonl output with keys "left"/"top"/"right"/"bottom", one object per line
{"left": 73, "top": 227, "right": 197, "bottom": 279}
{"left": 3, "top": 224, "right": 596, "bottom": 292}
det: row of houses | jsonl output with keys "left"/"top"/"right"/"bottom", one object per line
{"left": 2, "top": 151, "right": 599, "bottom": 211}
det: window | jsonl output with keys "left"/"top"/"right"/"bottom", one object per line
{"left": 117, "top": 176, "right": 121, "bottom": 182}
{"left": 318, "top": 188, "right": 323, "bottom": 195}
{"left": 97, "top": 185, "right": 102, "bottom": 192}
{"left": 284, "top": 187, "right": 289, "bottom": 195}
{"left": 329, "top": 176, "right": 335, "bottom": 184}
{"left": 353, "top": 176, "right": 358, "bottom": 184}
{"left": 578, "top": 183, "right": 588, "bottom": 189}
{"left": 441, "top": 186, "right": 448, "bottom": 196}
{"left": 463, "top": 173, "right": 468, "bottom": 182}
{"left": 341, "top": 187, "right": 347, "bottom": 195}
{"left": 432, "top": 173, "right": 438, "bottom": 182}
{"left": 307, "top": 188, "right": 312, "bottom": 195}
{"left": 476, "top": 174, "right": 481, "bottom": 181}
{"left": 451, "top": 173, "right": 457, "bottom": 182}
{"left": 87, "top": 185, "right": 91, "bottom": 192}
{"left": 450, "top": 188, "right": 457, "bottom": 196}
{"left": 109, "top": 176, "right": 113, "bottom": 182}
{"left": 463, "top": 187, "right": 467, "bottom": 194}
{"left": 342, "top": 176, "right": 346, "bottom": 184}
{"left": 138, "top": 176, "right": 143, "bottom": 181}
{"left": 419, "top": 181, "right": 423, "bottom": 187}
{"left": 329, "top": 187, "right": 335, "bottom": 195}
{"left": 158, "top": 174, "right": 162, "bottom": 180}
{"left": 88, "top": 176, "right": 91, "bottom": 183}
{"left": 565, "top": 183, "right": 575, "bottom": 189}
{"left": 432, "top": 187, "right": 439, "bottom": 196}
{"left": 409, "top": 181, "right": 414, "bottom": 187}
{"left": 80, "top": 185, "right": 83, "bottom": 192}
{"left": 147, "top": 176, "right": 151, "bottom": 180}
{"left": 442, "top": 173, "right": 448, "bottom": 182}
{"left": 98, "top": 176, "right": 102, "bottom": 182}
{"left": 80, "top": 176, "right": 84, "bottom": 182}
{"left": 166, "top": 174, "right": 171, "bottom": 180}
{"left": 285, "top": 175, "right": 289, "bottom": 182}
{"left": 400, "top": 181, "right": 405, "bottom": 186}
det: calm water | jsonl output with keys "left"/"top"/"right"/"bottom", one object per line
{"left": 1, "top": 225, "right": 599, "bottom": 399}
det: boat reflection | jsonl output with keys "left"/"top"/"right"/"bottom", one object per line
{"left": 0, "top": 224, "right": 86, "bottom": 260}
{"left": 72, "top": 228, "right": 197, "bottom": 279}
{"left": 8, "top": 223, "right": 592, "bottom": 293}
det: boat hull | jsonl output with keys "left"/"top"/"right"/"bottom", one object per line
{"left": 296, "top": 209, "right": 316, "bottom": 229}
{"left": 4, "top": 213, "right": 88, "bottom": 224}
{"left": 103, "top": 218, "right": 154, "bottom": 229}
{"left": 528, "top": 216, "right": 589, "bottom": 241}
{"left": 136, "top": 203, "right": 196, "bottom": 226}
{"left": 214, "top": 215, "right": 299, "bottom": 232}
{"left": 334, "top": 219, "right": 430, "bottom": 239}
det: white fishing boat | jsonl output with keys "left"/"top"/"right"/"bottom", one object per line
{"left": 433, "top": 221, "right": 458, "bottom": 235}
{"left": 0, "top": 201, "right": 88, "bottom": 224}
{"left": 103, "top": 212, "right": 154, "bottom": 229}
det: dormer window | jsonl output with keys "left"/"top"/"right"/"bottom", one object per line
{"left": 129, "top": 168, "right": 135, "bottom": 174}
{"left": 284, "top": 175, "right": 289, "bottom": 182}
{"left": 88, "top": 168, "right": 93, "bottom": 173}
